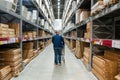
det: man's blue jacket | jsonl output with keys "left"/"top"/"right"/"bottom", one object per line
{"left": 52, "top": 34, "right": 64, "bottom": 49}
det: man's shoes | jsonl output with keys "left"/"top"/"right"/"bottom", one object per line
{"left": 58, "top": 63, "right": 61, "bottom": 66}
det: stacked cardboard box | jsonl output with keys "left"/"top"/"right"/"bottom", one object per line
{"left": 71, "top": 31, "right": 76, "bottom": 38}
{"left": 75, "top": 41, "right": 83, "bottom": 58}
{"left": 38, "top": 41, "right": 44, "bottom": 50}
{"left": 84, "top": 22, "right": 91, "bottom": 38}
{"left": 80, "top": 10, "right": 90, "bottom": 22}
{"left": 83, "top": 47, "right": 90, "bottom": 67}
{"left": 92, "top": 55, "right": 117, "bottom": 80}
{"left": 23, "top": 42, "right": 34, "bottom": 59}
{"left": 23, "top": 31, "right": 37, "bottom": 38}
{"left": 39, "top": 30, "right": 45, "bottom": 37}
{"left": 0, "top": 48, "right": 22, "bottom": 77}
{"left": 8, "top": 23, "right": 20, "bottom": 37}
{"left": 0, "top": 66, "right": 11, "bottom": 80}
{"left": 8, "top": 28, "right": 15, "bottom": 37}
{"left": 0, "top": 23, "right": 9, "bottom": 38}
{"left": 104, "top": 50, "right": 120, "bottom": 73}
{"left": 91, "top": 1, "right": 105, "bottom": 15}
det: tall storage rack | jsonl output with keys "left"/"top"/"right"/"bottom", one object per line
{"left": 0, "top": 0, "right": 54, "bottom": 78}
{"left": 63, "top": 0, "right": 120, "bottom": 80}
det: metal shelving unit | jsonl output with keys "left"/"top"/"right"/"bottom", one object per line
{"left": 0, "top": 0, "right": 53, "bottom": 72}
{"left": 63, "top": 0, "right": 120, "bottom": 73}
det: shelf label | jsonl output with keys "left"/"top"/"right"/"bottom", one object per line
{"left": 112, "top": 40, "right": 120, "bottom": 49}
{"left": 0, "top": 41, "right": 2, "bottom": 45}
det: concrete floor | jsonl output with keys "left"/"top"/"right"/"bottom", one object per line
{"left": 11, "top": 44, "right": 98, "bottom": 80}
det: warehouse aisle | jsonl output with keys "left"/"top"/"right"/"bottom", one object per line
{"left": 11, "top": 44, "right": 97, "bottom": 80}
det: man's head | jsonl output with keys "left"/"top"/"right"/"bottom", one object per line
{"left": 55, "top": 30, "right": 59, "bottom": 34}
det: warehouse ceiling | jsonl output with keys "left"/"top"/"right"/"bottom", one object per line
{"left": 51, "top": 0, "right": 65, "bottom": 19}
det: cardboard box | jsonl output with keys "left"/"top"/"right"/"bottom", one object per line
{"left": 8, "top": 23, "right": 20, "bottom": 37}
{"left": 80, "top": 11, "right": 90, "bottom": 22}
{"left": 11, "top": 63, "right": 21, "bottom": 72}
{"left": 23, "top": 49, "right": 33, "bottom": 59}
{"left": 0, "top": 54, "right": 21, "bottom": 62}
{"left": 0, "top": 58, "right": 22, "bottom": 67}
{"left": 91, "top": 1, "right": 105, "bottom": 15}
{"left": 0, "top": 66, "right": 11, "bottom": 79}
{"left": 0, "top": 48, "right": 20, "bottom": 55}
{"left": 23, "top": 59, "right": 30, "bottom": 66}
{"left": 3, "top": 73, "right": 12, "bottom": 80}
{"left": 75, "top": 41, "right": 83, "bottom": 58}
{"left": 104, "top": 50, "right": 120, "bottom": 73}
{"left": 92, "top": 68, "right": 105, "bottom": 80}
{"left": 93, "top": 55, "right": 118, "bottom": 80}
{"left": 23, "top": 42, "right": 33, "bottom": 50}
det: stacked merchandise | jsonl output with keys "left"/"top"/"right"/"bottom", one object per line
{"left": 23, "top": 42, "right": 34, "bottom": 60}
{"left": 92, "top": 55, "right": 117, "bottom": 80}
{"left": 33, "top": 49, "right": 39, "bottom": 57}
{"left": 8, "top": 23, "right": 20, "bottom": 37}
{"left": 83, "top": 47, "right": 90, "bottom": 67}
{"left": 22, "top": 5, "right": 40, "bottom": 24}
{"left": 39, "top": 30, "right": 45, "bottom": 37}
{"left": 38, "top": 41, "right": 44, "bottom": 50}
{"left": 70, "top": 40, "right": 76, "bottom": 53}
{"left": 76, "top": 9, "right": 90, "bottom": 23}
{"left": 80, "top": 10, "right": 90, "bottom": 22}
{"left": 22, "top": 6, "right": 28, "bottom": 18}
{"left": 75, "top": 41, "right": 83, "bottom": 58}
{"left": 0, "top": 66, "right": 11, "bottom": 80}
{"left": 91, "top": 1, "right": 105, "bottom": 15}
{"left": 71, "top": 31, "right": 76, "bottom": 38}
{"left": 0, "top": 23, "right": 18, "bottom": 38}
{"left": 8, "top": 28, "right": 15, "bottom": 37}
{"left": 23, "top": 31, "right": 37, "bottom": 38}
{"left": 104, "top": 50, "right": 120, "bottom": 74}
{"left": 84, "top": 22, "right": 91, "bottom": 38}
{"left": 0, "top": 23, "right": 9, "bottom": 38}
{"left": 0, "top": 0, "right": 18, "bottom": 12}
{"left": 0, "top": 48, "right": 22, "bottom": 77}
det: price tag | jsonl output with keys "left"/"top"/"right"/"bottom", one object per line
{"left": 0, "top": 41, "right": 2, "bottom": 45}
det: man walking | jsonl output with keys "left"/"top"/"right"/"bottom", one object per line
{"left": 52, "top": 30, "right": 64, "bottom": 66}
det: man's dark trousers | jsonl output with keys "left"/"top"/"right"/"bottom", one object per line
{"left": 54, "top": 48, "right": 62, "bottom": 65}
